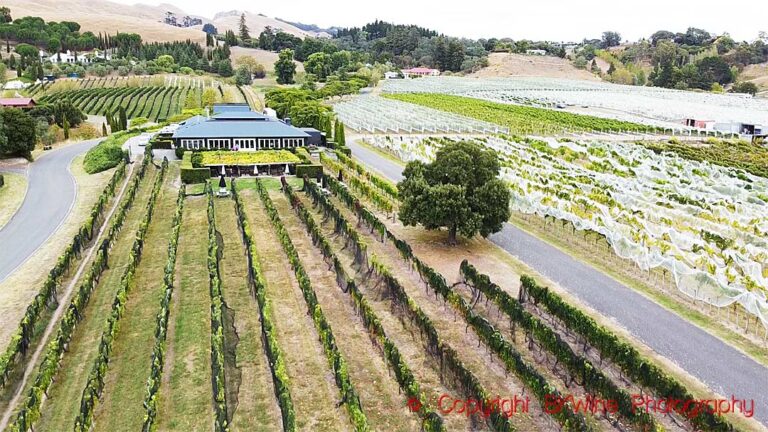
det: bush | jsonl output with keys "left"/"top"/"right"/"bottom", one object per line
{"left": 131, "top": 117, "right": 149, "bottom": 127}
{"left": 175, "top": 147, "right": 185, "bottom": 159}
{"left": 83, "top": 131, "right": 135, "bottom": 174}
{"left": 84, "top": 142, "right": 126, "bottom": 174}
{"left": 181, "top": 152, "right": 211, "bottom": 184}
{"left": 0, "top": 174, "right": 4, "bottom": 188}
{"left": 295, "top": 164, "right": 323, "bottom": 179}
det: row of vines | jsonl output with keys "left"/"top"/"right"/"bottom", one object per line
{"left": 321, "top": 175, "right": 593, "bottom": 430}
{"left": 8, "top": 148, "right": 154, "bottom": 432}
{"left": 254, "top": 180, "right": 370, "bottom": 431}
{"left": 38, "top": 86, "right": 188, "bottom": 122}
{"left": 141, "top": 184, "right": 185, "bottom": 431}
{"left": 0, "top": 160, "right": 128, "bottom": 390}
{"left": 74, "top": 158, "right": 168, "bottom": 431}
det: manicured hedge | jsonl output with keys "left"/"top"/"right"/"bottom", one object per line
{"left": 181, "top": 152, "right": 211, "bottom": 184}
{"left": 295, "top": 164, "right": 323, "bottom": 179}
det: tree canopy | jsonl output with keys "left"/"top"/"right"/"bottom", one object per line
{"left": 275, "top": 49, "right": 297, "bottom": 84}
{"left": 397, "top": 141, "right": 511, "bottom": 245}
{"left": 0, "top": 108, "right": 38, "bottom": 158}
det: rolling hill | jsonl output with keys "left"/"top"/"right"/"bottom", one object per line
{"left": 1, "top": 0, "right": 326, "bottom": 44}
{"left": 471, "top": 52, "right": 599, "bottom": 81}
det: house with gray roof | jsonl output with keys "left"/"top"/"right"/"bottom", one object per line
{"left": 172, "top": 104, "right": 311, "bottom": 151}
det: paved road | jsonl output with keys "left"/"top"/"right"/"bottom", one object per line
{"left": 346, "top": 139, "right": 768, "bottom": 427}
{"left": 0, "top": 139, "right": 100, "bottom": 283}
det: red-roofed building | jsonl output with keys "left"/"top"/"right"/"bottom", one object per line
{"left": 0, "top": 98, "right": 37, "bottom": 110}
{"left": 401, "top": 67, "right": 440, "bottom": 78}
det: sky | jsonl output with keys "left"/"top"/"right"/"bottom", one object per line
{"left": 119, "top": 0, "right": 766, "bottom": 42}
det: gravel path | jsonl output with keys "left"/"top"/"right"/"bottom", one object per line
{"left": 346, "top": 138, "right": 768, "bottom": 427}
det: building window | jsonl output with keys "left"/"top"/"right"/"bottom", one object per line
{"left": 282, "top": 138, "right": 303, "bottom": 148}
{"left": 258, "top": 138, "right": 280, "bottom": 149}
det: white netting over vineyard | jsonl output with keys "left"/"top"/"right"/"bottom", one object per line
{"left": 332, "top": 95, "right": 509, "bottom": 134}
{"left": 382, "top": 77, "right": 768, "bottom": 126}
{"left": 362, "top": 133, "right": 768, "bottom": 328}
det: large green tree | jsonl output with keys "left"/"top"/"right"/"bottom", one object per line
{"left": 397, "top": 141, "right": 511, "bottom": 245}
{"left": 0, "top": 108, "right": 38, "bottom": 158}
{"left": 274, "top": 49, "right": 297, "bottom": 84}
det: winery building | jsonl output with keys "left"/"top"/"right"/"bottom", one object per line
{"left": 172, "top": 104, "right": 313, "bottom": 150}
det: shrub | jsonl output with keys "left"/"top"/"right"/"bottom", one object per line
{"left": 83, "top": 142, "right": 126, "bottom": 174}
{"left": 295, "top": 164, "right": 323, "bottom": 179}
{"left": 83, "top": 131, "right": 135, "bottom": 174}
{"left": 174, "top": 147, "right": 185, "bottom": 159}
{"left": 0, "top": 174, "right": 4, "bottom": 188}
{"left": 130, "top": 117, "right": 149, "bottom": 127}
{"left": 181, "top": 152, "right": 210, "bottom": 183}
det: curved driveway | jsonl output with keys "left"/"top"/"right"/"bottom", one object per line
{"left": 346, "top": 139, "right": 768, "bottom": 427}
{"left": 0, "top": 139, "right": 99, "bottom": 283}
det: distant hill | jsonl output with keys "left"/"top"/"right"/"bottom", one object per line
{"left": 274, "top": 18, "right": 338, "bottom": 37}
{"left": 211, "top": 10, "right": 328, "bottom": 39}
{"left": 0, "top": 0, "right": 326, "bottom": 44}
{"left": 471, "top": 53, "right": 600, "bottom": 81}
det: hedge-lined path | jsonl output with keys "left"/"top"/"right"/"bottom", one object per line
{"left": 214, "top": 196, "right": 283, "bottom": 430}
{"left": 157, "top": 197, "right": 215, "bottom": 431}
{"left": 240, "top": 187, "right": 351, "bottom": 431}
{"left": 0, "top": 139, "right": 100, "bottom": 283}
{"left": 91, "top": 166, "right": 179, "bottom": 431}
{"left": 271, "top": 190, "right": 421, "bottom": 431}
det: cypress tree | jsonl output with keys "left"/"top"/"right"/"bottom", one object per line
{"left": 102, "top": 122, "right": 108, "bottom": 136}
{"left": 338, "top": 121, "right": 346, "bottom": 145}
{"left": 119, "top": 107, "right": 127, "bottom": 131}
{"left": 63, "top": 117, "right": 70, "bottom": 140}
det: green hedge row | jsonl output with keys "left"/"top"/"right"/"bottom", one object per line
{"left": 255, "top": 179, "right": 369, "bottom": 431}
{"left": 8, "top": 148, "right": 153, "bottom": 432}
{"left": 74, "top": 158, "right": 168, "bottom": 431}
{"left": 181, "top": 152, "right": 211, "bottom": 184}
{"left": 0, "top": 160, "right": 128, "bottom": 390}
{"left": 460, "top": 261, "right": 657, "bottom": 430}
{"left": 142, "top": 184, "right": 185, "bottom": 431}
{"left": 323, "top": 175, "right": 591, "bottom": 431}
{"left": 288, "top": 179, "right": 445, "bottom": 431}
{"left": 206, "top": 183, "right": 230, "bottom": 432}
{"left": 231, "top": 179, "right": 297, "bottom": 430}
{"left": 520, "top": 276, "right": 734, "bottom": 431}
{"left": 294, "top": 164, "right": 323, "bottom": 180}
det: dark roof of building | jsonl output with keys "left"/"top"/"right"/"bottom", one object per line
{"left": 212, "top": 103, "right": 251, "bottom": 114}
{"left": 212, "top": 111, "right": 271, "bottom": 121}
{"left": 173, "top": 118, "right": 310, "bottom": 139}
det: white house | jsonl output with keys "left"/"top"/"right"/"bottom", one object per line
{"left": 525, "top": 49, "right": 547, "bottom": 56}
{"left": 384, "top": 71, "right": 401, "bottom": 79}
{"left": 401, "top": 67, "right": 440, "bottom": 78}
{"left": 3, "top": 80, "right": 28, "bottom": 90}
{"left": 47, "top": 50, "right": 111, "bottom": 64}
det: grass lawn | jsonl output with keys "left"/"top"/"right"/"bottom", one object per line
{"left": 157, "top": 196, "right": 214, "bottom": 431}
{"left": 0, "top": 172, "right": 27, "bottom": 230}
{"left": 240, "top": 185, "right": 351, "bottom": 431}
{"left": 91, "top": 166, "right": 179, "bottom": 431}
{"left": 34, "top": 167, "right": 160, "bottom": 431}
{"left": 214, "top": 196, "right": 282, "bottom": 430}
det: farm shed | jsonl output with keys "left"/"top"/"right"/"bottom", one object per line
{"left": 0, "top": 98, "right": 36, "bottom": 110}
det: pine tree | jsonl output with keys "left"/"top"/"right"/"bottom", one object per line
{"left": 238, "top": 13, "right": 250, "bottom": 41}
